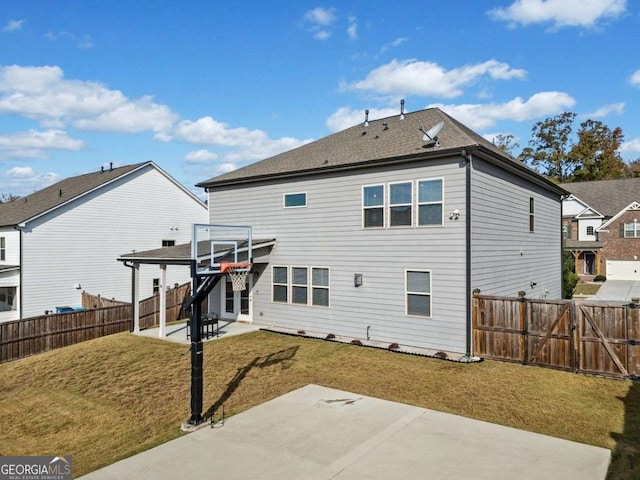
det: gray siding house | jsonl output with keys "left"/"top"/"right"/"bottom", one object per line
{"left": 197, "top": 108, "right": 565, "bottom": 355}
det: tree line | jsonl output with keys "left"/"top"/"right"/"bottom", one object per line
{"left": 494, "top": 112, "right": 640, "bottom": 183}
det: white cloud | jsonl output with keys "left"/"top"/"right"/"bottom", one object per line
{"left": 380, "top": 37, "right": 408, "bottom": 53}
{"left": 326, "top": 106, "right": 401, "bottom": 132}
{"left": 303, "top": 7, "right": 336, "bottom": 40}
{"left": 0, "top": 65, "right": 176, "bottom": 132}
{"left": 488, "top": 0, "right": 627, "bottom": 29}
{"left": 45, "top": 30, "right": 93, "bottom": 49}
{"left": 342, "top": 59, "right": 526, "bottom": 99}
{"left": 1, "top": 166, "right": 60, "bottom": 195}
{"left": 2, "top": 19, "right": 25, "bottom": 32}
{"left": 164, "top": 116, "right": 313, "bottom": 164}
{"left": 0, "top": 129, "right": 84, "bottom": 159}
{"left": 429, "top": 91, "right": 576, "bottom": 130}
{"left": 630, "top": 70, "right": 640, "bottom": 87}
{"left": 582, "top": 102, "right": 625, "bottom": 118}
{"left": 185, "top": 149, "right": 219, "bottom": 164}
{"left": 347, "top": 17, "right": 357, "bottom": 39}
{"left": 619, "top": 138, "right": 640, "bottom": 155}
{"left": 218, "top": 163, "right": 237, "bottom": 173}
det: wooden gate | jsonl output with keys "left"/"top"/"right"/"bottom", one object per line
{"left": 473, "top": 293, "right": 640, "bottom": 379}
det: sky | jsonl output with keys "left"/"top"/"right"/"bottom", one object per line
{"left": 1, "top": 0, "right": 639, "bottom": 198}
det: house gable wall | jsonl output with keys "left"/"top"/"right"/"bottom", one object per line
{"left": 19, "top": 165, "right": 208, "bottom": 318}
{"left": 599, "top": 210, "right": 640, "bottom": 267}
{"left": 208, "top": 157, "right": 469, "bottom": 353}
{"left": 471, "top": 159, "right": 562, "bottom": 299}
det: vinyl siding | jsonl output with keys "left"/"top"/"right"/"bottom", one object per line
{"left": 20, "top": 165, "right": 207, "bottom": 318}
{"left": 209, "top": 158, "right": 469, "bottom": 353}
{"left": 471, "top": 158, "right": 562, "bottom": 299}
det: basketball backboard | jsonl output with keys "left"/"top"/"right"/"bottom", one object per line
{"left": 191, "top": 224, "right": 252, "bottom": 275}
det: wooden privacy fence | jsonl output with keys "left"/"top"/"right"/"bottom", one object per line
{"left": 0, "top": 305, "right": 131, "bottom": 363}
{"left": 1, "top": 283, "right": 194, "bottom": 363}
{"left": 82, "top": 291, "right": 129, "bottom": 309}
{"left": 473, "top": 293, "right": 640, "bottom": 380}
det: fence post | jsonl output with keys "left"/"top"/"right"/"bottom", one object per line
{"left": 629, "top": 297, "right": 640, "bottom": 379}
{"left": 518, "top": 291, "right": 528, "bottom": 365}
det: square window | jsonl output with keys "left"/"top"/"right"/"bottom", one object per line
{"left": 162, "top": 239, "right": 175, "bottom": 247}
{"left": 284, "top": 192, "right": 307, "bottom": 208}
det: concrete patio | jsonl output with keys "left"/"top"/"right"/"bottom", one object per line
{"left": 134, "top": 320, "right": 262, "bottom": 344}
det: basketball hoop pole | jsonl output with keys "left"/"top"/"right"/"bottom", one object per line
{"left": 187, "top": 260, "right": 204, "bottom": 425}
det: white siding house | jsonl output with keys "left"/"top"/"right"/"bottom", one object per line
{"left": 195, "top": 108, "right": 566, "bottom": 356}
{"left": 0, "top": 162, "right": 208, "bottom": 320}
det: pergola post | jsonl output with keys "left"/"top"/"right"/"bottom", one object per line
{"left": 572, "top": 251, "right": 581, "bottom": 276}
{"left": 595, "top": 251, "right": 602, "bottom": 275}
{"left": 159, "top": 264, "right": 167, "bottom": 338}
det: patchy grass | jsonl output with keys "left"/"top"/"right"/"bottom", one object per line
{"left": 0, "top": 331, "right": 637, "bottom": 479}
{"left": 574, "top": 281, "right": 602, "bottom": 296}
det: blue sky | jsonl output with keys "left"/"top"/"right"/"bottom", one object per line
{"left": 0, "top": 0, "right": 639, "bottom": 197}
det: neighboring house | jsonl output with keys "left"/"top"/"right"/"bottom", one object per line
{"left": 195, "top": 107, "right": 566, "bottom": 355}
{"left": 560, "top": 178, "right": 640, "bottom": 281}
{"left": 0, "top": 162, "right": 208, "bottom": 321}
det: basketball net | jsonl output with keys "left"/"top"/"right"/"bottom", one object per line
{"left": 220, "top": 261, "right": 251, "bottom": 292}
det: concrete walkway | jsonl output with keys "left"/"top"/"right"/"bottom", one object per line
{"left": 80, "top": 384, "right": 610, "bottom": 480}
{"left": 588, "top": 280, "right": 640, "bottom": 302}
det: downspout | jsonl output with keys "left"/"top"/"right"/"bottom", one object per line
{"left": 462, "top": 149, "right": 473, "bottom": 362}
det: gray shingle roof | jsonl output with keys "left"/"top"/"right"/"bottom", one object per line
{"left": 197, "top": 107, "right": 533, "bottom": 188}
{"left": 559, "top": 177, "right": 640, "bottom": 217}
{"left": 0, "top": 162, "right": 149, "bottom": 227}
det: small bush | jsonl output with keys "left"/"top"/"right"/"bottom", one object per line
{"left": 388, "top": 343, "right": 400, "bottom": 350}
{"left": 325, "top": 333, "right": 336, "bottom": 340}
{"left": 594, "top": 275, "right": 607, "bottom": 282}
{"left": 350, "top": 339, "right": 363, "bottom": 346}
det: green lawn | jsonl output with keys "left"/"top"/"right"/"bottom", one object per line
{"left": 573, "top": 281, "right": 602, "bottom": 296}
{"left": 0, "top": 331, "right": 637, "bottom": 479}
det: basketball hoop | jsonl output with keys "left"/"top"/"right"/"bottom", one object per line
{"left": 220, "top": 261, "right": 252, "bottom": 292}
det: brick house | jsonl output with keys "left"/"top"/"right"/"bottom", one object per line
{"left": 560, "top": 178, "right": 640, "bottom": 280}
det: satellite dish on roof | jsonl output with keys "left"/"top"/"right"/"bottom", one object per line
{"left": 419, "top": 121, "right": 443, "bottom": 146}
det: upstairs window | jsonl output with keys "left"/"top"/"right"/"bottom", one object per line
{"left": 363, "top": 185, "right": 384, "bottom": 228}
{"left": 529, "top": 197, "right": 535, "bottom": 232}
{"left": 162, "top": 239, "right": 175, "bottom": 247}
{"left": 418, "top": 179, "right": 443, "bottom": 226}
{"left": 586, "top": 226, "right": 594, "bottom": 236}
{"left": 0, "top": 237, "right": 4, "bottom": 261}
{"left": 389, "top": 182, "right": 412, "bottom": 227}
{"left": 284, "top": 192, "right": 307, "bottom": 208}
{"left": 623, "top": 221, "right": 640, "bottom": 238}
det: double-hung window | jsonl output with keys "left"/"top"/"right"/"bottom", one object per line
{"left": 0, "top": 237, "right": 4, "bottom": 261}
{"left": 529, "top": 197, "right": 535, "bottom": 232}
{"left": 624, "top": 221, "right": 640, "bottom": 238}
{"left": 417, "top": 179, "right": 443, "bottom": 226}
{"left": 363, "top": 185, "right": 384, "bottom": 228}
{"left": 406, "top": 270, "right": 432, "bottom": 317}
{"left": 291, "top": 267, "right": 308, "bottom": 304}
{"left": 311, "top": 268, "right": 330, "bottom": 306}
{"left": 272, "top": 266, "right": 288, "bottom": 303}
{"left": 389, "top": 182, "right": 412, "bottom": 227}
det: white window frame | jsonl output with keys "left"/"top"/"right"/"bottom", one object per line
{"left": 283, "top": 192, "right": 307, "bottom": 208}
{"left": 417, "top": 178, "right": 444, "bottom": 227}
{"left": 529, "top": 197, "right": 535, "bottom": 232}
{"left": 311, "top": 267, "right": 330, "bottom": 307}
{"left": 291, "top": 266, "right": 309, "bottom": 305}
{"left": 362, "top": 184, "right": 385, "bottom": 228}
{"left": 271, "top": 266, "right": 289, "bottom": 303}
{"left": 388, "top": 181, "right": 413, "bottom": 228}
{"left": 405, "top": 269, "right": 432, "bottom": 318}
{"left": 623, "top": 221, "right": 640, "bottom": 238}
